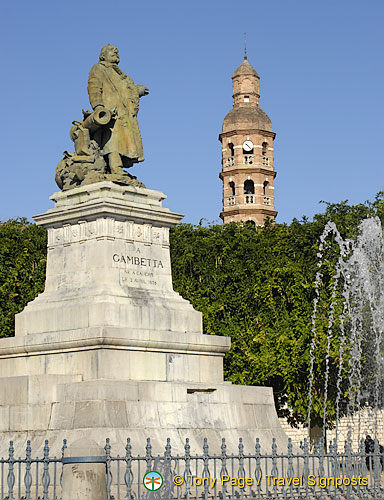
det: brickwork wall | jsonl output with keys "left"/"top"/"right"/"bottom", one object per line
{"left": 279, "top": 409, "right": 384, "bottom": 450}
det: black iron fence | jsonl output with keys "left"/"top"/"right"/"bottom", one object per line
{"left": 1, "top": 437, "right": 383, "bottom": 499}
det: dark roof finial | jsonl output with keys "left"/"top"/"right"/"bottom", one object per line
{"left": 244, "top": 32, "right": 247, "bottom": 60}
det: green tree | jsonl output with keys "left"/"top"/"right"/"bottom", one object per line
{"left": 0, "top": 219, "right": 47, "bottom": 338}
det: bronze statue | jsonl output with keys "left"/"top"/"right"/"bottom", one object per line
{"left": 56, "top": 45, "right": 149, "bottom": 191}
{"left": 88, "top": 44, "right": 149, "bottom": 173}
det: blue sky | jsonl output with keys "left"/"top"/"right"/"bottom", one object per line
{"left": 1, "top": 0, "right": 383, "bottom": 225}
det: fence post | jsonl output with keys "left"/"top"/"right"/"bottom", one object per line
{"left": 61, "top": 438, "right": 107, "bottom": 500}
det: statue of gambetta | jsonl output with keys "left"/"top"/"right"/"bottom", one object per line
{"left": 56, "top": 45, "right": 149, "bottom": 191}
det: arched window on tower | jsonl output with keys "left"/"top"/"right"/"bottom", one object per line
{"left": 262, "top": 142, "right": 269, "bottom": 166}
{"left": 263, "top": 180, "right": 271, "bottom": 205}
{"left": 244, "top": 180, "right": 254, "bottom": 194}
{"left": 226, "top": 143, "right": 235, "bottom": 167}
{"left": 228, "top": 181, "right": 236, "bottom": 205}
{"left": 244, "top": 179, "right": 255, "bottom": 204}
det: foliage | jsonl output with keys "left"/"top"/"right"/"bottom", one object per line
{"left": 0, "top": 219, "right": 47, "bottom": 338}
{"left": 169, "top": 193, "right": 384, "bottom": 428}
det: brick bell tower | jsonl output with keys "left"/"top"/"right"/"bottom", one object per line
{"left": 219, "top": 56, "right": 277, "bottom": 224}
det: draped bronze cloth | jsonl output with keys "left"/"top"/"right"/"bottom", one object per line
{"left": 88, "top": 61, "right": 147, "bottom": 164}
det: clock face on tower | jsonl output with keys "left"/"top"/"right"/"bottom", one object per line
{"left": 243, "top": 140, "right": 253, "bottom": 152}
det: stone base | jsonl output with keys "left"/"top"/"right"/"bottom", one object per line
{"left": 0, "top": 376, "right": 288, "bottom": 456}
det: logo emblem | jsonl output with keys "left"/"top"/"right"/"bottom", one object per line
{"left": 143, "top": 471, "right": 163, "bottom": 491}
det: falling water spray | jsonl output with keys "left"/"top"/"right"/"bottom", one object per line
{"left": 308, "top": 217, "right": 384, "bottom": 450}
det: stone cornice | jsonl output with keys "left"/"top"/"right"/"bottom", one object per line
{"left": 220, "top": 208, "right": 278, "bottom": 218}
{"left": 34, "top": 182, "right": 183, "bottom": 229}
{"left": 0, "top": 327, "right": 231, "bottom": 359}
{"left": 219, "top": 129, "right": 276, "bottom": 142}
{"left": 220, "top": 167, "right": 277, "bottom": 179}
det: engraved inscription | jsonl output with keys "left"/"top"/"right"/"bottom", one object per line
{"left": 113, "top": 254, "right": 164, "bottom": 269}
{"left": 120, "top": 269, "right": 157, "bottom": 287}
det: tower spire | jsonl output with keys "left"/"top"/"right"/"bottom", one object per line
{"left": 244, "top": 32, "right": 247, "bottom": 60}
{"left": 218, "top": 58, "right": 278, "bottom": 225}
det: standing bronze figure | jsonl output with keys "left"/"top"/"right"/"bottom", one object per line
{"left": 56, "top": 45, "right": 149, "bottom": 191}
{"left": 88, "top": 44, "right": 149, "bottom": 173}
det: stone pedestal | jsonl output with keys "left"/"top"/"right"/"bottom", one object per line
{"left": 16, "top": 182, "right": 202, "bottom": 338}
{"left": 0, "top": 182, "right": 288, "bottom": 456}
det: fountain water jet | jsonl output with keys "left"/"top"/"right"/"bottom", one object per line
{"left": 308, "top": 217, "right": 384, "bottom": 450}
